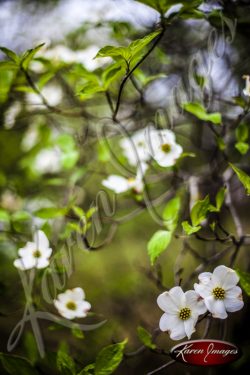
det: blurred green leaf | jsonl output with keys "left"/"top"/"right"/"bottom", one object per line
{"left": 0, "top": 47, "right": 19, "bottom": 63}
{"left": 236, "top": 269, "right": 250, "bottom": 296}
{"left": 182, "top": 220, "right": 201, "bottom": 235}
{"left": 94, "top": 340, "right": 127, "bottom": 375}
{"left": 57, "top": 349, "right": 76, "bottom": 375}
{"left": 0, "top": 209, "right": 10, "bottom": 223}
{"left": 11, "top": 211, "right": 31, "bottom": 222}
{"left": 57, "top": 134, "right": 75, "bottom": 151}
{"left": 183, "top": 102, "right": 222, "bottom": 124}
{"left": 137, "top": 326, "right": 156, "bottom": 349}
{"left": 97, "top": 140, "right": 111, "bottom": 162}
{"left": 0, "top": 61, "right": 18, "bottom": 70}
{"left": 236, "top": 123, "right": 248, "bottom": 142}
{"left": 23, "top": 332, "right": 39, "bottom": 365}
{"left": 235, "top": 142, "right": 249, "bottom": 155}
{"left": 21, "top": 43, "right": 45, "bottom": 70}
{"left": 78, "top": 364, "right": 95, "bottom": 375}
{"left": 230, "top": 163, "right": 250, "bottom": 195}
{"left": 61, "top": 150, "right": 79, "bottom": 169}
{"left": 215, "top": 187, "right": 226, "bottom": 211}
{"left": 191, "top": 195, "right": 210, "bottom": 226}
{"left": 102, "top": 63, "right": 123, "bottom": 89}
{"left": 147, "top": 230, "right": 172, "bottom": 265}
{"left": 35, "top": 207, "right": 67, "bottom": 219}
{"left": 162, "top": 196, "right": 181, "bottom": 231}
{"left": 71, "top": 324, "right": 85, "bottom": 339}
{"left": 0, "top": 353, "right": 38, "bottom": 375}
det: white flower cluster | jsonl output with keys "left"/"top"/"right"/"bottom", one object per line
{"left": 102, "top": 127, "right": 183, "bottom": 194}
{"left": 157, "top": 265, "right": 244, "bottom": 341}
{"left": 14, "top": 230, "right": 91, "bottom": 320}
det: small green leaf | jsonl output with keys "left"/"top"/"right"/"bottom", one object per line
{"left": 0, "top": 209, "right": 10, "bottom": 222}
{"left": 102, "top": 63, "right": 123, "bottom": 89}
{"left": 216, "top": 136, "right": 226, "bottom": 151}
{"left": 236, "top": 269, "right": 250, "bottom": 296}
{"left": 24, "top": 332, "right": 39, "bottom": 365}
{"left": 34, "top": 207, "right": 67, "bottom": 219}
{"left": 94, "top": 340, "right": 127, "bottom": 375}
{"left": 78, "top": 364, "right": 95, "bottom": 375}
{"left": 182, "top": 221, "right": 201, "bottom": 235}
{"left": 183, "top": 102, "right": 222, "bottom": 124}
{"left": 97, "top": 140, "right": 111, "bottom": 162}
{"left": 236, "top": 123, "right": 248, "bottom": 142}
{"left": 57, "top": 134, "right": 75, "bottom": 151}
{"left": 0, "top": 47, "right": 19, "bottom": 63}
{"left": 72, "top": 206, "right": 85, "bottom": 218}
{"left": 61, "top": 150, "right": 79, "bottom": 169}
{"left": 11, "top": 211, "right": 31, "bottom": 222}
{"left": 71, "top": 324, "right": 85, "bottom": 339}
{"left": 162, "top": 196, "right": 181, "bottom": 231}
{"left": 57, "top": 349, "right": 76, "bottom": 375}
{"left": 0, "top": 61, "right": 18, "bottom": 70}
{"left": 215, "top": 187, "right": 226, "bottom": 211}
{"left": 229, "top": 163, "right": 250, "bottom": 195}
{"left": 21, "top": 43, "right": 45, "bottom": 70}
{"left": 190, "top": 195, "right": 210, "bottom": 226}
{"left": 235, "top": 142, "right": 249, "bottom": 155}
{"left": 147, "top": 230, "right": 172, "bottom": 265}
{"left": 137, "top": 326, "right": 156, "bottom": 349}
{"left": 0, "top": 353, "right": 39, "bottom": 375}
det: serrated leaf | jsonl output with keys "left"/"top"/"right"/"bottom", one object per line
{"left": 0, "top": 353, "right": 39, "bottom": 375}
{"left": 183, "top": 102, "right": 221, "bottom": 124}
{"left": 236, "top": 269, "right": 250, "bottom": 296}
{"left": 21, "top": 43, "right": 45, "bottom": 70}
{"left": 162, "top": 196, "right": 181, "bottom": 231}
{"left": 190, "top": 195, "right": 210, "bottom": 226}
{"left": 137, "top": 326, "right": 156, "bottom": 349}
{"left": 94, "top": 340, "right": 127, "bottom": 375}
{"left": 182, "top": 220, "right": 201, "bottom": 235}
{"left": 0, "top": 47, "right": 19, "bottom": 63}
{"left": 147, "top": 230, "right": 172, "bottom": 265}
{"left": 229, "top": 163, "right": 250, "bottom": 195}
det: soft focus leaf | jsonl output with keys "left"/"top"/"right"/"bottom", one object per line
{"left": 190, "top": 195, "right": 210, "bottom": 226}
{"left": 0, "top": 47, "right": 19, "bottom": 63}
{"left": 215, "top": 187, "right": 226, "bottom": 211}
{"left": 137, "top": 326, "right": 156, "bottom": 349}
{"left": 147, "top": 230, "right": 172, "bottom": 265}
{"left": 162, "top": 196, "right": 181, "bottom": 231}
{"left": 57, "top": 349, "right": 76, "bottom": 375}
{"left": 230, "top": 163, "right": 250, "bottom": 195}
{"left": 183, "top": 102, "right": 222, "bottom": 124}
{"left": 0, "top": 209, "right": 10, "bottom": 222}
{"left": 236, "top": 123, "right": 248, "bottom": 142}
{"left": 182, "top": 221, "right": 201, "bottom": 235}
{"left": 94, "top": 340, "right": 127, "bottom": 375}
{"left": 0, "top": 353, "right": 39, "bottom": 375}
{"left": 78, "top": 364, "right": 95, "bottom": 375}
{"left": 235, "top": 142, "right": 249, "bottom": 155}
{"left": 35, "top": 207, "right": 67, "bottom": 218}
{"left": 21, "top": 43, "right": 45, "bottom": 70}
{"left": 236, "top": 269, "right": 250, "bottom": 296}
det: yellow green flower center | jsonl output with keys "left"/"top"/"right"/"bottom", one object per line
{"left": 212, "top": 287, "right": 225, "bottom": 300}
{"left": 161, "top": 143, "right": 171, "bottom": 153}
{"left": 33, "top": 250, "right": 41, "bottom": 258}
{"left": 179, "top": 307, "right": 191, "bottom": 320}
{"left": 66, "top": 301, "right": 77, "bottom": 310}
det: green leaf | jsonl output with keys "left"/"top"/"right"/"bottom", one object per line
{"left": 34, "top": 207, "right": 67, "bottom": 219}
{"left": 236, "top": 123, "right": 248, "bottom": 142}
{"left": 235, "top": 142, "right": 249, "bottom": 155}
{"left": 0, "top": 61, "right": 18, "bottom": 70}
{"left": 21, "top": 43, "right": 45, "bottom": 70}
{"left": 97, "top": 140, "right": 111, "bottom": 162}
{"left": 0, "top": 47, "right": 19, "bottom": 63}
{"left": 72, "top": 206, "right": 85, "bottom": 218}
{"left": 78, "top": 364, "right": 95, "bottom": 375}
{"left": 57, "top": 349, "right": 76, "bottom": 375}
{"left": 71, "top": 324, "right": 85, "bottom": 339}
{"left": 137, "top": 0, "right": 184, "bottom": 13}
{"left": 24, "top": 332, "right": 39, "bottom": 365}
{"left": 236, "top": 269, "right": 250, "bottom": 296}
{"left": 190, "top": 195, "right": 210, "bottom": 226}
{"left": 162, "top": 196, "right": 181, "bottom": 231}
{"left": 57, "top": 134, "right": 75, "bottom": 151}
{"left": 183, "top": 102, "right": 222, "bottom": 124}
{"left": 182, "top": 221, "right": 201, "bottom": 235}
{"left": 216, "top": 136, "right": 226, "bottom": 151}
{"left": 147, "top": 230, "right": 172, "bottom": 265}
{"left": 61, "top": 150, "right": 79, "bottom": 169}
{"left": 11, "top": 211, "right": 31, "bottom": 222}
{"left": 0, "top": 209, "right": 10, "bottom": 222}
{"left": 0, "top": 353, "right": 39, "bottom": 375}
{"left": 229, "top": 163, "right": 250, "bottom": 195}
{"left": 94, "top": 340, "right": 127, "bottom": 375}
{"left": 215, "top": 187, "right": 226, "bottom": 211}
{"left": 102, "top": 63, "right": 123, "bottom": 89}
{"left": 95, "top": 30, "right": 161, "bottom": 64}
{"left": 137, "top": 326, "right": 156, "bottom": 350}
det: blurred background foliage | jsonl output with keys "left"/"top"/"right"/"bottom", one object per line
{"left": 1, "top": 0, "right": 250, "bottom": 374}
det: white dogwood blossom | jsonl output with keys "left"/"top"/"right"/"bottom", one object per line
{"left": 243, "top": 75, "right": 250, "bottom": 97}
{"left": 54, "top": 287, "right": 91, "bottom": 320}
{"left": 147, "top": 129, "right": 183, "bottom": 167}
{"left": 157, "top": 286, "right": 207, "bottom": 340}
{"left": 194, "top": 265, "right": 244, "bottom": 319}
{"left": 120, "top": 127, "right": 183, "bottom": 169}
{"left": 14, "top": 230, "right": 52, "bottom": 270}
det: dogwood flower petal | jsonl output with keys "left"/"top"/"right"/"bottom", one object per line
{"left": 205, "top": 296, "right": 228, "bottom": 319}
{"left": 198, "top": 272, "right": 212, "bottom": 285}
{"left": 184, "top": 317, "right": 197, "bottom": 339}
{"left": 102, "top": 175, "right": 129, "bottom": 193}
{"left": 185, "top": 290, "right": 207, "bottom": 315}
{"left": 212, "top": 265, "right": 239, "bottom": 290}
{"left": 54, "top": 287, "right": 91, "bottom": 320}
{"left": 34, "top": 230, "right": 50, "bottom": 250}
{"left": 157, "top": 292, "right": 179, "bottom": 313}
